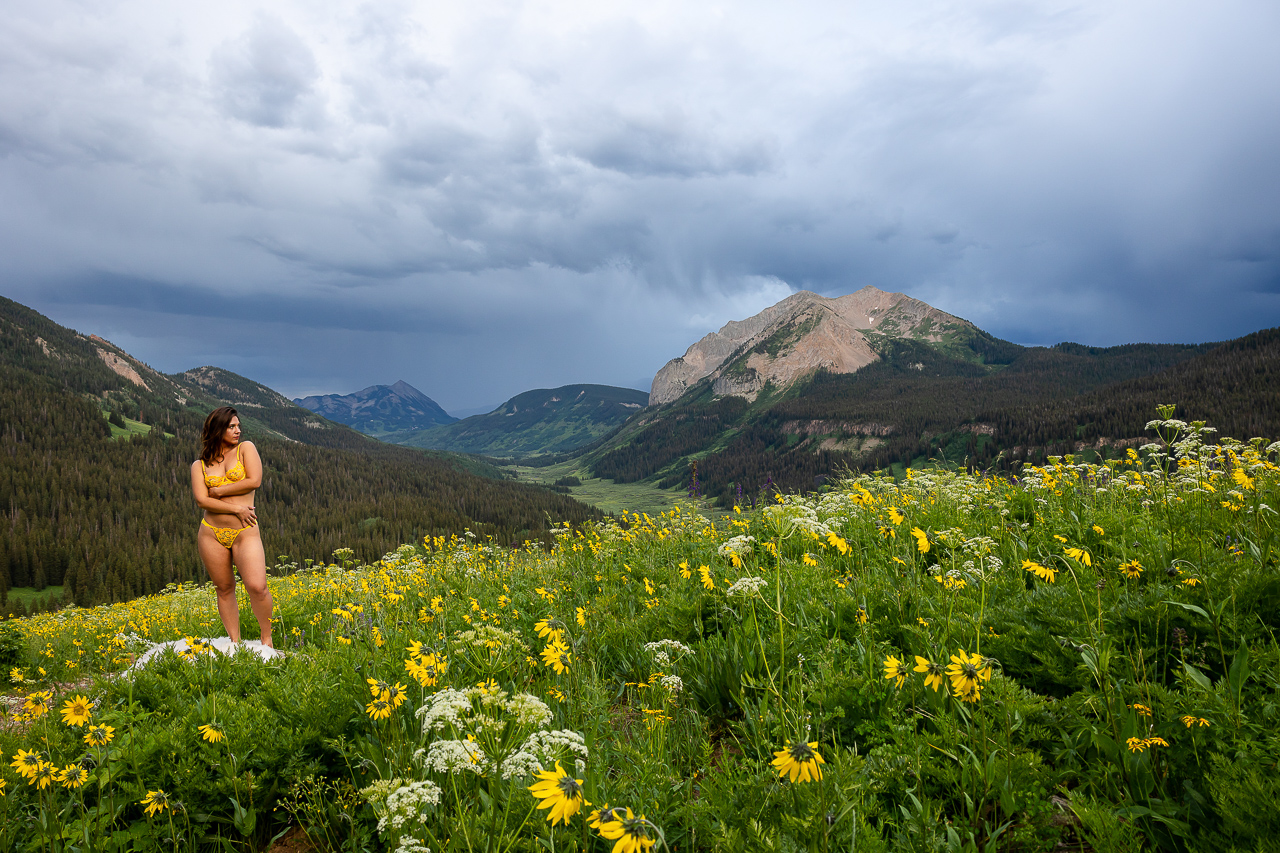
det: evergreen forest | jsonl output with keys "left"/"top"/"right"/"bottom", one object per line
{"left": 0, "top": 297, "right": 598, "bottom": 613}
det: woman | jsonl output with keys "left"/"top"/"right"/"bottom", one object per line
{"left": 190, "top": 407, "right": 273, "bottom": 648}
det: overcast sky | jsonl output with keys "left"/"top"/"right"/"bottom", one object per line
{"left": 2, "top": 1, "right": 1278, "bottom": 414}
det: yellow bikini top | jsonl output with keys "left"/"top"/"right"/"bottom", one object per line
{"left": 202, "top": 445, "right": 246, "bottom": 488}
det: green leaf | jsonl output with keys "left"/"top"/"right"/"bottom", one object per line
{"left": 1170, "top": 601, "right": 1209, "bottom": 620}
{"left": 1183, "top": 661, "right": 1213, "bottom": 691}
{"left": 1228, "top": 649, "right": 1251, "bottom": 699}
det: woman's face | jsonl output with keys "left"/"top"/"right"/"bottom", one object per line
{"left": 222, "top": 417, "right": 241, "bottom": 446}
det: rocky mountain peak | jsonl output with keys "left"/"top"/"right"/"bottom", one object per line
{"left": 649, "top": 286, "right": 975, "bottom": 405}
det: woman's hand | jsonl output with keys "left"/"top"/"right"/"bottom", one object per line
{"left": 234, "top": 505, "right": 258, "bottom": 527}
{"left": 207, "top": 484, "right": 225, "bottom": 498}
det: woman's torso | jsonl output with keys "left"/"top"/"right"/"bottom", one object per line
{"left": 202, "top": 445, "right": 254, "bottom": 527}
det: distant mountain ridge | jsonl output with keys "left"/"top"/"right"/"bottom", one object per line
{"left": 650, "top": 286, "right": 987, "bottom": 405}
{"left": 571, "top": 286, "right": 1253, "bottom": 506}
{"left": 390, "top": 384, "right": 648, "bottom": 457}
{"left": 295, "top": 380, "right": 456, "bottom": 435}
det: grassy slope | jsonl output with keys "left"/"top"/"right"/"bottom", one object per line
{"left": 4, "top": 426, "right": 1279, "bottom": 850}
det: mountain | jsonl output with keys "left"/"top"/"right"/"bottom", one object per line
{"left": 389, "top": 384, "right": 648, "bottom": 457}
{"left": 572, "top": 288, "right": 1249, "bottom": 506}
{"left": 294, "top": 380, "right": 456, "bottom": 435}
{"left": 0, "top": 295, "right": 599, "bottom": 613}
{"left": 650, "top": 287, "right": 1001, "bottom": 404}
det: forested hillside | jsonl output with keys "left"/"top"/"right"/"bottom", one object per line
{"left": 0, "top": 296, "right": 598, "bottom": 613}
{"left": 391, "top": 384, "right": 648, "bottom": 457}
{"left": 582, "top": 332, "right": 1276, "bottom": 505}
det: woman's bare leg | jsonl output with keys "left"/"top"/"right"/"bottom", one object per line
{"left": 198, "top": 529, "right": 241, "bottom": 642}
{"left": 232, "top": 528, "right": 273, "bottom": 648}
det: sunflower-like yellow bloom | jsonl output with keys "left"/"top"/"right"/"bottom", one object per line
{"left": 528, "top": 762, "right": 588, "bottom": 825}
{"left": 405, "top": 651, "right": 447, "bottom": 687}
{"left": 946, "top": 649, "right": 989, "bottom": 702}
{"left": 699, "top": 566, "right": 715, "bottom": 590}
{"left": 1119, "top": 560, "right": 1143, "bottom": 579}
{"left": 596, "top": 806, "right": 658, "bottom": 853}
{"left": 887, "top": 507, "right": 905, "bottom": 526}
{"left": 366, "top": 699, "right": 392, "bottom": 720}
{"left": 910, "top": 527, "right": 930, "bottom": 554}
{"left": 385, "top": 682, "right": 408, "bottom": 709}
{"left": 59, "top": 764, "right": 89, "bottom": 789}
{"left": 367, "top": 678, "right": 392, "bottom": 699}
{"left": 576, "top": 607, "right": 587, "bottom": 627}
{"left": 541, "top": 639, "right": 572, "bottom": 674}
{"left": 771, "top": 741, "right": 825, "bottom": 783}
{"left": 198, "top": 723, "right": 226, "bottom": 744}
{"left": 883, "top": 654, "right": 908, "bottom": 688}
{"left": 29, "top": 761, "right": 57, "bottom": 790}
{"left": 1063, "top": 546, "right": 1092, "bottom": 567}
{"left": 85, "top": 724, "right": 115, "bottom": 746}
{"left": 1023, "top": 560, "right": 1056, "bottom": 583}
{"left": 589, "top": 804, "right": 626, "bottom": 830}
{"left": 60, "top": 695, "right": 94, "bottom": 727}
{"left": 535, "top": 618, "right": 566, "bottom": 641}
{"left": 10, "top": 749, "right": 43, "bottom": 780}
{"left": 914, "top": 656, "right": 947, "bottom": 692}
{"left": 141, "top": 789, "right": 170, "bottom": 817}
{"left": 22, "top": 690, "right": 51, "bottom": 720}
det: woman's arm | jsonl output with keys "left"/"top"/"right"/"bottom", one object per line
{"left": 205, "top": 441, "right": 264, "bottom": 498}
{"left": 191, "top": 461, "right": 257, "bottom": 525}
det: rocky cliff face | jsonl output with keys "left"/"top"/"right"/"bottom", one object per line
{"left": 649, "top": 287, "right": 975, "bottom": 405}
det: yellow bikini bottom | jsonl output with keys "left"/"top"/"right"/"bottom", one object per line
{"left": 201, "top": 519, "right": 248, "bottom": 549}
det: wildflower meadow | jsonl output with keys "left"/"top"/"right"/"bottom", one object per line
{"left": 2, "top": 410, "right": 1279, "bottom": 852}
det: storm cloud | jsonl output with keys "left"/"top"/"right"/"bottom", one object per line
{"left": 1, "top": 0, "right": 1277, "bottom": 411}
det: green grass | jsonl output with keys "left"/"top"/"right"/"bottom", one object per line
{"left": 3, "top": 413, "right": 1279, "bottom": 852}
{"left": 104, "top": 412, "right": 174, "bottom": 440}
{"left": 5, "top": 586, "right": 63, "bottom": 607}
{"left": 507, "top": 459, "right": 688, "bottom": 515}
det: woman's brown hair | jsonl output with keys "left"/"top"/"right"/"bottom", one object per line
{"left": 200, "top": 407, "right": 240, "bottom": 464}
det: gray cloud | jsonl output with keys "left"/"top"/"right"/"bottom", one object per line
{"left": 1, "top": 0, "right": 1278, "bottom": 410}
{"left": 211, "top": 16, "right": 322, "bottom": 128}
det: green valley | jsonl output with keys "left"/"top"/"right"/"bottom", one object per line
{"left": 388, "top": 384, "right": 647, "bottom": 457}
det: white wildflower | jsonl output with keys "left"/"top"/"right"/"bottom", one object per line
{"left": 504, "top": 692, "right": 552, "bottom": 728}
{"left": 380, "top": 781, "right": 442, "bottom": 831}
{"left": 726, "top": 576, "right": 768, "bottom": 598}
{"left": 643, "top": 640, "right": 693, "bottom": 660}
{"left": 416, "top": 688, "right": 473, "bottom": 733}
{"left": 419, "top": 739, "right": 488, "bottom": 775}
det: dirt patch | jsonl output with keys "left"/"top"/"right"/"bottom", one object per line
{"left": 268, "top": 825, "right": 319, "bottom": 853}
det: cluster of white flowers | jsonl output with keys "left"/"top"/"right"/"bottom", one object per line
{"left": 961, "top": 536, "right": 998, "bottom": 557}
{"left": 395, "top": 839, "right": 431, "bottom": 853}
{"left": 498, "top": 729, "right": 590, "bottom": 779}
{"left": 763, "top": 501, "right": 832, "bottom": 538}
{"left": 380, "top": 781, "right": 442, "bottom": 832}
{"left": 505, "top": 692, "right": 553, "bottom": 727}
{"left": 718, "top": 535, "right": 756, "bottom": 559}
{"left": 417, "top": 686, "right": 551, "bottom": 736}
{"left": 643, "top": 639, "right": 693, "bottom": 659}
{"left": 658, "top": 675, "right": 684, "bottom": 693}
{"left": 417, "top": 739, "right": 487, "bottom": 775}
{"left": 416, "top": 689, "right": 474, "bottom": 733}
{"left": 726, "top": 576, "right": 769, "bottom": 598}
